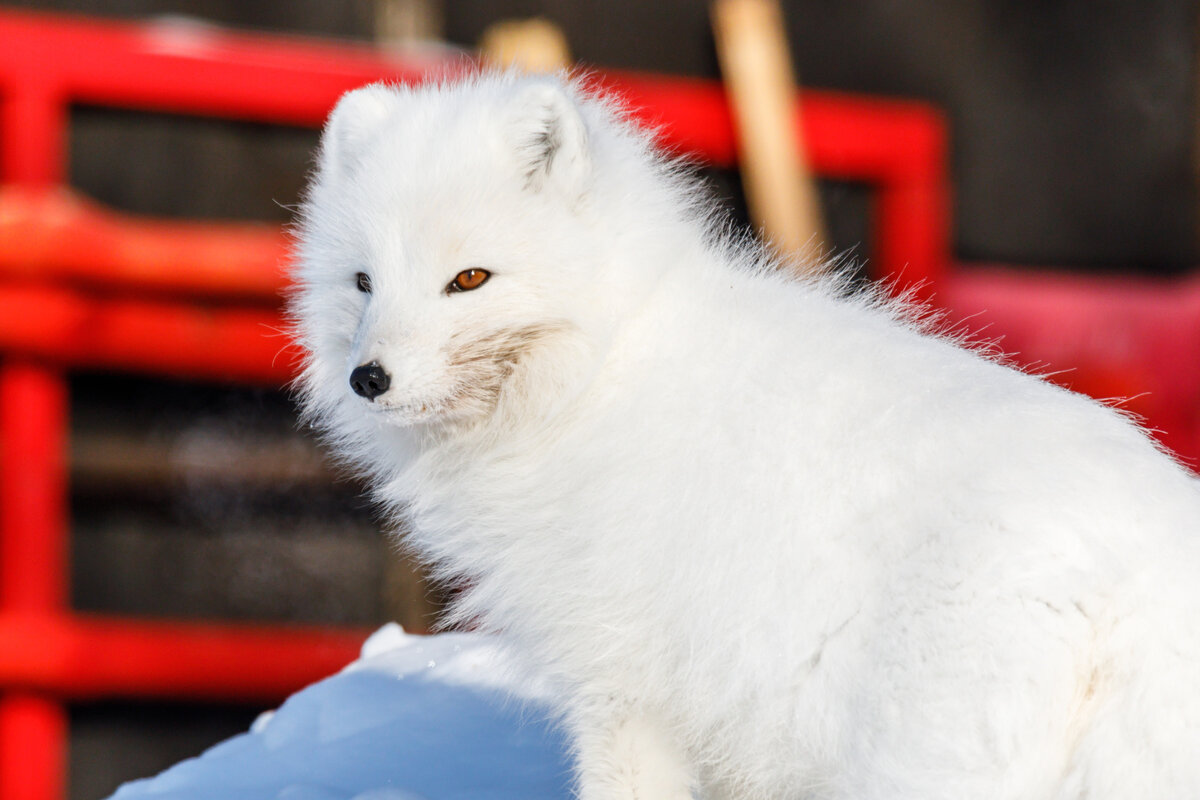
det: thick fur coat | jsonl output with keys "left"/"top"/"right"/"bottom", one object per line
{"left": 291, "top": 73, "right": 1200, "bottom": 799}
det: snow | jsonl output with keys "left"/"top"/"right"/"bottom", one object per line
{"left": 108, "top": 624, "right": 573, "bottom": 800}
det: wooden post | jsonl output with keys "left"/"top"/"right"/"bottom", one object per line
{"left": 382, "top": 544, "right": 448, "bottom": 635}
{"left": 712, "top": 0, "right": 827, "bottom": 272}
{"left": 479, "top": 18, "right": 571, "bottom": 74}
{"left": 374, "top": 0, "right": 442, "bottom": 48}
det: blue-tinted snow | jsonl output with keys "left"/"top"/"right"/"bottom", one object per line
{"left": 108, "top": 625, "right": 573, "bottom": 800}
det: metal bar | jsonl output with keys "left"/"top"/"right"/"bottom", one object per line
{"left": 0, "top": 188, "right": 287, "bottom": 302}
{"left": 0, "top": 284, "right": 295, "bottom": 384}
{"left": 0, "top": 614, "right": 368, "bottom": 702}
{"left": 0, "top": 363, "right": 68, "bottom": 611}
{"left": 0, "top": 364, "right": 69, "bottom": 800}
{"left": 0, "top": 695, "right": 65, "bottom": 800}
{"left": 0, "top": 86, "right": 65, "bottom": 187}
{"left": 0, "top": 8, "right": 461, "bottom": 127}
{"left": 0, "top": 13, "right": 74, "bottom": 800}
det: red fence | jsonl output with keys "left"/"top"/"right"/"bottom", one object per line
{"left": 0, "top": 8, "right": 948, "bottom": 799}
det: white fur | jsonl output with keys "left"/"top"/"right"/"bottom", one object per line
{"left": 291, "top": 72, "right": 1200, "bottom": 799}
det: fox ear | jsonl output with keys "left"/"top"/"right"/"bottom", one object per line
{"left": 319, "top": 84, "right": 397, "bottom": 178}
{"left": 507, "top": 78, "right": 590, "bottom": 196}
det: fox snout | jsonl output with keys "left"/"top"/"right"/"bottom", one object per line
{"left": 349, "top": 361, "right": 391, "bottom": 401}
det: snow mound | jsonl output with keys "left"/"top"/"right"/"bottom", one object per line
{"left": 108, "top": 625, "right": 573, "bottom": 800}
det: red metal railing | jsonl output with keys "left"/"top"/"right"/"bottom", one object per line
{"left": 0, "top": 8, "right": 949, "bottom": 799}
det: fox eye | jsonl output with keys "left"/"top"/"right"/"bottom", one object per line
{"left": 446, "top": 268, "right": 491, "bottom": 294}
{"left": 355, "top": 272, "right": 372, "bottom": 293}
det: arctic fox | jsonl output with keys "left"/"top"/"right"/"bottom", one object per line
{"left": 291, "top": 72, "right": 1200, "bottom": 799}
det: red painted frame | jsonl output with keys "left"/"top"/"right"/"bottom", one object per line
{"left": 0, "top": 8, "right": 949, "bottom": 799}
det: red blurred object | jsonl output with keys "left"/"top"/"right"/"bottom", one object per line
{"left": 942, "top": 267, "right": 1200, "bottom": 465}
{"left": 0, "top": 614, "right": 371, "bottom": 701}
{"left": 0, "top": 7, "right": 948, "bottom": 800}
{"left": 0, "top": 187, "right": 290, "bottom": 301}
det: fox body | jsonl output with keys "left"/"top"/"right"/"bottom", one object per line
{"left": 292, "top": 73, "right": 1200, "bottom": 799}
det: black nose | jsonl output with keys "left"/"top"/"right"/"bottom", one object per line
{"left": 349, "top": 362, "right": 391, "bottom": 401}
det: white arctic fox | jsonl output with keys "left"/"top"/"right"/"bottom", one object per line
{"left": 291, "top": 72, "right": 1200, "bottom": 799}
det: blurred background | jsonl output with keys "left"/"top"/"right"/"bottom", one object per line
{"left": 0, "top": 1, "right": 1195, "bottom": 798}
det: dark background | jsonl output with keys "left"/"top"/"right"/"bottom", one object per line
{"left": 1, "top": 1, "right": 1196, "bottom": 797}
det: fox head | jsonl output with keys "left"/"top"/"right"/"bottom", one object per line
{"left": 290, "top": 72, "right": 710, "bottom": 481}
{"left": 292, "top": 76, "right": 620, "bottom": 452}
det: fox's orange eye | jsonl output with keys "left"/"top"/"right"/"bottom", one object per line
{"left": 447, "top": 268, "right": 491, "bottom": 293}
